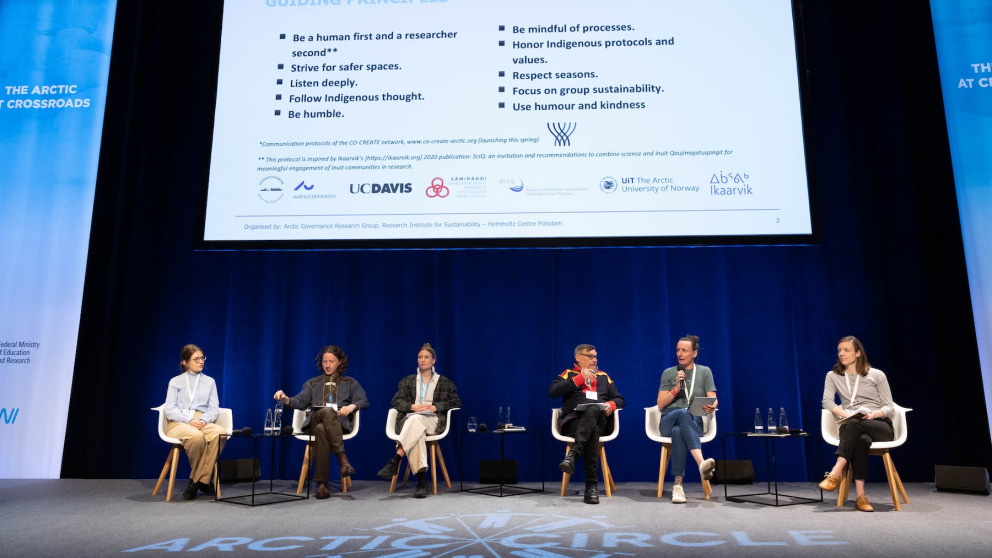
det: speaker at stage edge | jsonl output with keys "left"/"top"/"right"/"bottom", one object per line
{"left": 934, "top": 465, "right": 990, "bottom": 495}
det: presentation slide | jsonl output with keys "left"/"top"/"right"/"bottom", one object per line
{"left": 203, "top": 0, "right": 811, "bottom": 246}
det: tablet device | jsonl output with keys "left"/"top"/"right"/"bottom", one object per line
{"left": 687, "top": 397, "right": 717, "bottom": 416}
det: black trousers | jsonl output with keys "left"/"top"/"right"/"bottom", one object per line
{"left": 835, "top": 417, "right": 894, "bottom": 481}
{"left": 560, "top": 411, "right": 612, "bottom": 478}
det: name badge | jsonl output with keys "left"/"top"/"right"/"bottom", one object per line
{"left": 585, "top": 390, "right": 598, "bottom": 400}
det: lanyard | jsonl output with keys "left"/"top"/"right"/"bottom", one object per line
{"left": 418, "top": 370, "right": 433, "bottom": 404}
{"left": 184, "top": 373, "right": 201, "bottom": 414}
{"left": 684, "top": 367, "right": 697, "bottom": 403}
{"left": 844, "top": 373, "right": 860, "bottom": 409}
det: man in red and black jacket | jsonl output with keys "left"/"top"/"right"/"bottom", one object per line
{"left": 548, "top": 343, "right": 625, "bottom": 504}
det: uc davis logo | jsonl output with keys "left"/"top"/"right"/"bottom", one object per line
{"left": 1, "top": 408, "right": 19, "bottom": 424}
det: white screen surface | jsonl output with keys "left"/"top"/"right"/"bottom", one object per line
{"left": 203, "top": 0, "right": 812, "bottom": 246}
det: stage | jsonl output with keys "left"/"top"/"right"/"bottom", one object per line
{"left": 1, "top": 479, "right": 988, "bottom": 557}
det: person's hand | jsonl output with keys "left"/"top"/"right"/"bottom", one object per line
{"left": 863, "top": 410, "right": 882, "bottom": 420}
{"left": 603, "top": 404, "right": 614, "bottom": 417}
{"left": 189, "top": 419, "right": 206, "bottom": 430}
{"left": 338, "top": 404, "right": 354, "bottom": 416}
{"left": 273, "top": 390, "right": 286, "bottom": 402}
{"left": 580, "top": 368, "right": 596, "bottom": 385}
{"left": 702, "top": 403, "right": 718, "bottom": 414}
{"left": 410, "top": 403, "right": 433, "bottom": 413}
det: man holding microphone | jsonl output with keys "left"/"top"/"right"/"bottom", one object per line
{"left": 549, "top": 344, "right": 625, "bottom": 504}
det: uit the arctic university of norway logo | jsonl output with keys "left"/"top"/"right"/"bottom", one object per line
{"left": 258, "top": 175, "right": 284, "bottom": 203}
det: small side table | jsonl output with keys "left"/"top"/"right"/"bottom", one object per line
{"left": 460, "top": 429, "right": 545, "bottom": 497}
{"left": 216, "top": 433, "right": 308, "bottom": 506}
{"left": 721, "top": 432, "right": 823, "bottom": 507}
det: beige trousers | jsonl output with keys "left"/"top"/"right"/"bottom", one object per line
{"left": 397, "top": 413, "right": 438, "bottom": 474}
{"left": 166, "top": 412, "right": 225, "bottom": 484}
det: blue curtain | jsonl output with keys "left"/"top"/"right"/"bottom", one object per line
{"left": 62, "top": 0, "right": 990, "bottom": 483}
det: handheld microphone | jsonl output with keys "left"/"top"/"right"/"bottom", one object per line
{"left": 280, "top": 425, "right": 295, "bottom": 436}
{"left": 230, "top": 426, "right": 253, "bottom": 437}
{"left": 477, "top": 423, "right": 488, "bottom": 433}
{"left": 677, "top": 364, "right": 687, "bottom": 394}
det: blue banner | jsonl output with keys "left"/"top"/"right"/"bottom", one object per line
{"left": 0, "top": 0, "right": 117, "bottom": 477}
{"left": 930, "top": 1, "right": 992, "bottom": 436}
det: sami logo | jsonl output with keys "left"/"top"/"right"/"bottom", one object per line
{"left": 349, "top": 183, "right": 412, "bottom": 194}
{"left": 1, "top": 408, "right": 19, "bottom": 424}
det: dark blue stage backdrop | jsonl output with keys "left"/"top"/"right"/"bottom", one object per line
{"left": 62, "top": 0, "right": 989, "bottom": 486}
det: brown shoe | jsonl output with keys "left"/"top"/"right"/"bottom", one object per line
{"left": 336, "top": 452, "right": 355, "bottom": 478}
{"left": 818, "top": 472, "right": 839, "bottom": 492}
{"left": 856, "top": 495, "right": 874, "bottom": 512}
{"left": 316, "top": 481, "right": 331, "bottom": 499}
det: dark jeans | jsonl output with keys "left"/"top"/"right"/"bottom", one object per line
{"left": 560, "top": 410, "right": 613, "bottom": 478}
{"left": 836, "top": 417, "right": 894, "bottom": 481}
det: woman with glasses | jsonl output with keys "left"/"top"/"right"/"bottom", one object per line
{"left": 163, "top": 344, "right": 224, "bottom": 500}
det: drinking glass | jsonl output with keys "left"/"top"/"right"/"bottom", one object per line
{"left": 467, "top": 416, "right": 478, "bottom": 432}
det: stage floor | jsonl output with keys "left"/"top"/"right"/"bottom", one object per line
{"left": 1, "top": 479, "right": 989, "bottom": 557}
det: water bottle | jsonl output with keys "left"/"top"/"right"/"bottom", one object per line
{"left": 767, "top": 407, "right": 776, "bottom": 432}
{"left": 506, "top": 406, "right": 511, "bottom": 426}
{"left": 264, "top": 407, "right": 274, "bottom": 435}
{"left": 779, "top": 407, "right": 789, "bottom": 431}
{"left": 273, "top": 401, "right": 284, "bottom": 433}
{"left": 754, "top": 408, "right": 764, "bottom": 434}
{"left": 498, "top": 406, "right": 505, "bottom": 427}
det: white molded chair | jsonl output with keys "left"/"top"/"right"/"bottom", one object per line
{"left": 645, "top": 406, "right": 717, "bottom": 499}
{"left": 385, "top": 407, "right": 459, "bottom": 494}
{"left": 151, "top": 405, "right": 233, "bottom": 501}
{"left": 551, "top": 407, "right": 621, "bottom": 497}
{"left": 821, "top": 404, "right": 911, "bottom": 511}
{"left": 293, "top": 408, "right": 360, "bottom": 494}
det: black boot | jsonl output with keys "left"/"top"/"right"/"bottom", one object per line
{"left": 559, "top": 449, "right": 580, "bottom": 475}
{"left": 414, "top": 472, "right": 428, "bottom": 498}
{"left": 182, "top": 480, "right": 198, "bottom": 501}
{"left": 584, "top": 482, "right": 600, "bottom": 504}
{"left": 377, "top": 454, "right": 401, "bottom": 480}
{"left": 197, "top": 481, "right": 215, "bottom": 496}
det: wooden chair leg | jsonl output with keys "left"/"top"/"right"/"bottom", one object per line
{"left": 837, "top": 466, "right": 853, "bottom": 506}
{"left": 430, "top": 443, "right": 439, "bottom": 495}
{"left": 881, "top": 452, "right": 903, "bottom": 511}
{"left": 434, "top": 442, "right": 452, "bottom": 488}
{"left": 153, "top": 447, "right": 174, "bottom": 496}
{"left": 213, "top": 462, "right": 221, "bottom": 498}
{"left": 560, "top": 444, "right": 572, "bottom": 496}
{"left": 890, "top": 459, "right": 910, "bottom": 504}
{"left": 702, "top": 479, "right": 712, "bottom": 499}
{"left": 401, "top": 460, "right": 411, "bottom": 488}
{"left": 389, "top": 470, "right": 399, "bottom": 493}
{"left": 297, "top": 444, "right": 311, "bottom": 494}
{"left": 599, "top": 447, "right": 614, "bottom": 497}
{"left": 657, "top": 444, "right": 671, "bottom": 498}
{"left": 166, "top": 446, "right": 180, "bottom": 502}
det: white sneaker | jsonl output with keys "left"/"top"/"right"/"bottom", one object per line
{"left": 699, "top": 458, "right": 716, "bottom": 481}
{"left": 671, "top": 484, "right": 686, "bottom": 503}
